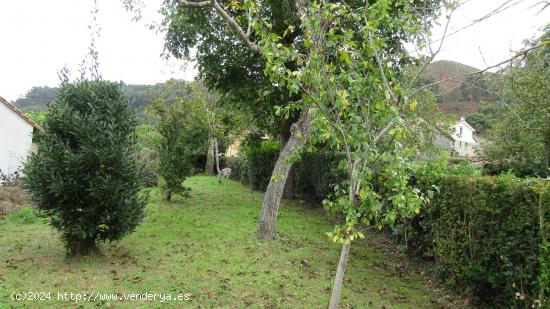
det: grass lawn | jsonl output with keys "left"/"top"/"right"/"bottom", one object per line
{"left": 0, "top": 176, "right": 453, "bottom": 308}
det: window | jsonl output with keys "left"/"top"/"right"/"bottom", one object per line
{"left": 459, "top": 127, "right": 463, "bottom": 136}
{"left": 459, "top": 141, "right": 462, "bottom": 147}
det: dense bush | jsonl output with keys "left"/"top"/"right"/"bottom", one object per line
{"left": 244, "top": 140, "right": 280, "bottom": 191}
{"left": 294, "top": 151, "right": 345, "bottom": 201}
{"left": 224, "top": 156, "right": 250, "bottom": 184}
{"left": 138, "top": 148, "right": 159, "bottom": 187}
{"left": 155, "top": 99, "right": 208, "bottom": 201}
{"left": 225, "top": 145, "right": 345, "bottom": 201}
{"left": 23, "top": 80, "right": 148, "bottom": 256}
{"left": 401, "top": 170, "right": 550, "bottom": 307}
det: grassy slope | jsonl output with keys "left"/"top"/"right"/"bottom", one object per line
{"left": 0, "top": 176, "right": 450, "bottom": 308}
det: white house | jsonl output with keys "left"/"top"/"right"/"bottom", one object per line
{"left": 0, "top": 96, "right": 42, "bottom": 175}
{"left": 436, "top": 117, "right": 479, "bottom": 157}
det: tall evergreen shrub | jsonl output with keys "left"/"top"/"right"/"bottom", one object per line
{"left": 23, "top": 81, "right": 148, "bottom": 256}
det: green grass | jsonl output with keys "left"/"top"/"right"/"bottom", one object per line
{"left": 5, "top": 207, "right": 38, "bottom": 224}
{"left": 0, "top": 176, "right": 451, "bottom": 308}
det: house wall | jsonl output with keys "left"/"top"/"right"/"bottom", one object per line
{"left": 0, "top": 102, "right": 34, "bottom": 175}
{"left": 451, "top": 139, "right": 478, "bottom": 157}
{"left": 451, "top": 119, "right": 478, "bottom": 157}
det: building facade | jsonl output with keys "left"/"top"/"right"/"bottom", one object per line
{"left": 437, "top": 117, "right": 479, "bottom": 157}
{"left": 0, "top": 96, "right": 42, "bottom": 175}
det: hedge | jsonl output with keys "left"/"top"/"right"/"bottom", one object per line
{"left": 294, "top": 151, "right": 345, "bottom": 201}
{"left": 244, "top": 140, "right": 280, "bottom": 191}
{"left": 402, "top": 173, "right": 550, "bottom": 307}
{"left": 224, "top": 142, "right": 345, "bottom": 201}
{"left": 224, "top": 155, "right": 250, "bottom": 185}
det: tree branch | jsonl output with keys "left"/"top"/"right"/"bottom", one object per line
{"left": 374, "top": 119, "right": 397, "bottom": 144}
{"left": 210, "top": 0, "right": 260, "bottom": 53}
{"left": 178, "top": 0, "right": 260, "bottom": 53}
{"left": 408, "top": 2, "right": 455, "bottom": 90}
{"left": 179, "top": 0, "right": 210, "bottom": 7}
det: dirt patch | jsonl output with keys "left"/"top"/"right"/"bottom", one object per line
{"left": 0, "top": 186, "right": 31, "bottom": 216}
{"left": 438, "top": 101, "right": 480, "bottom": 116}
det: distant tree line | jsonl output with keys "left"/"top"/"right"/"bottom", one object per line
{"left": 14, "top": 82, "right": 188, "bottom": 120}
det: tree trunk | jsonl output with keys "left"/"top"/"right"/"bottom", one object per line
{"left": 329, "top": 242, "right": 351, "bottom": 309}
{"left": 256, "top": 109, "right": 313, "bottom": 240}
{"left": 66, "top": 236, "right": 99, "bottom": 257}
{"left": 283, "top": 165, "right": 296, "bottom": 199}
{"left": 205, "top": 137, "right": 215, "bottom": 175}
{"left": 280, "top": 127, "right": 295, "bottom": 199}
{"left": 214, "top": 138, "right": 222, "bottom": 183}
{"left": 328, "top": 160, "right": 356, "bottom": 308}
{"left": 545, "top": 128, "right": 550, "bottom": 176}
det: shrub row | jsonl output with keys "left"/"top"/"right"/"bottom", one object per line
{"left": 294, "top": 151, "right": 345, "bottom": 201}
{"left": 401, "top": 172, "right": 550, "bottom": 307}
{"left": 224, "top": 141, "right": 345, "bottom": 201}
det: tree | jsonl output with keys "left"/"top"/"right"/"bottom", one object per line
{"left": 482, "top": 27, "right": 550, "bottom": 177}
{"left": 163, "top": 0, "right": 440, "bottom": 241}
{"left": 14, "top": 86, "right": 57, "bottom": 111}
{"left": 157, "top": 0, "right": 307, "bottom": 238}
{"left": 191, "top": 83, "right": 245, "bottom": 183}
{"left": 259, "top": 1, "right": 440, "bottom": 305}
{"left": 22, "top": 80, "right": 148, "bottom": 256}
{"left": 153, "top": 82, "right": 209, "bottom": 201}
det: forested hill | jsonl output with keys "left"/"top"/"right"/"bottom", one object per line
{"left": 15, "top": 61, "right": 495, "bottom": 121}
{"left": 14, "top": 82, "right": 175, "bottom": 116}
{"left": 425, "top": 60, "right": 496, "bottom": 117}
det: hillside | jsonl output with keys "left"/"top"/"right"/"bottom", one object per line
{"left": 425, "top": 60, "right": 480, "bottom": 94}
{"left": 13, "top": 82, "right": 178, "bottom": 116}
{"left": 425, "top": 60, "right": 496, "bottom": 117}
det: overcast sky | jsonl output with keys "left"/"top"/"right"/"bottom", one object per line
{"left": 0, "top": 0, "right": 548, "bottom": 101}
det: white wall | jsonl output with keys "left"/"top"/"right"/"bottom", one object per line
{"left": 451, "top": 118, "right": 478, "bottom": 157}
{"left": 0, "top": 103, "right": 34, "bottom": 175}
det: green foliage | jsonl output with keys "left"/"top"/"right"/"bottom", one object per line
{"left": 25, "top": 111, "right": 46, "bottom": 127}
{"left": 465, "top": 102, "right": 502, "bottom": 136}
{"left": 153, "top": 87, "right": 209, "bottom": 200}
{"left": 6, "top": 207, "right": 38, "bottom": 224}
{"left": 137, "top": 148, "right": 160, "bottom": 188}
{"left": 481, "top": 28, "right": 550, "bottom": 177}
{"left": 22, "top": 80, "right": 148, "bottom": 256}
{"left": 261, "top": 0, "right": 440, "bottom": 245}
{"left": 15, "top": 82, "right": 175, "bottom": 120}
{"left": 294, "top": 150, "right": 346, "bottom": 201}
{"left": 224, "top": 156, "right": 250, "bottom": 184}
{"left": 539, "top": 242, "right": 550, "bottom": 301}
{"left": 15, "top": 86, "right": 57, "bottom": 111}
{"left": 161, "top": 0, "right": 302, "bottom": 135}
{"left": 244, "top": 140, "right": 280, "bottom": 191}
{"left": 136, "top": 124, "right": 162, "bottom": 149}
{"left": 225, "top": 148, "right": 346, "bottom": 201}
{"left": 402, "top": 170, "right": 550, "bottom": 307}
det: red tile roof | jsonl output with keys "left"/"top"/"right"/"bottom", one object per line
{"left": 0, "top": 96, "right": 43, "bottom": 132}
